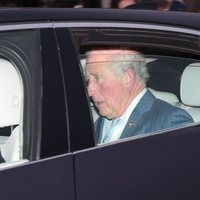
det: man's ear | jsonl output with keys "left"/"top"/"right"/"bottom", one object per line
{"left": 123, "top": 69, "right": 136, "bottom": 90}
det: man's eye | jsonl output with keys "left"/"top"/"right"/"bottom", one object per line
{"left": 94, "top": 75, "right": 99, "bottom": 82}
{"left": 85, "top": 76, "right": 89, "bottom": 85}
{"left": 86, "top": 75, "right": 101, "bottom": 85}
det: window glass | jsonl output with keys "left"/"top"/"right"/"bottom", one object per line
{"left": 80, "top": 51, "right": 200, "bottom": 145}
{"left": 70, "top": 27, "right": 200, "bottom": 145}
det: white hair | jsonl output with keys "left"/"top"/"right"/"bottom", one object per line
{"left": 86, "top": 47, "right": 150, "bottom": 83}
{"left": 108, "top": 50, "right": 149, "bottom": 83}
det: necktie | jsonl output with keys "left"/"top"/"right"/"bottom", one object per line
{"left": 102, "top": 119, "right": 121, "bottom": 143}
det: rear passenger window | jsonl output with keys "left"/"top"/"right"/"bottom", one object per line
{"left": 70, "top": 27, "right": 200, "bottom": 145}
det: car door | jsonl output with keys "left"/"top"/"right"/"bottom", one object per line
{"left": 55, "top": 17, "right": 200, "bottom": 200}
{"left": 0, "top": 24, "right": 76, "bottom": 199}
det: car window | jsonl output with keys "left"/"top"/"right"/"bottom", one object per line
{"left": 0, "top": 30, "right": 42, "bottom": 168}
{"left": 70, "top": 27, "right": 200, "bottom": 145}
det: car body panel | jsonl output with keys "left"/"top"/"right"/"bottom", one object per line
{"left": 75, "top": 125, "right": 200, "bottom": 200}
{"left": 0, "top": 154, "right": 76, "bottom": 200}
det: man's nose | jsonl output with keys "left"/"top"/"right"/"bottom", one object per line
{"left": 87, "top": 81, "right": 96, "bottom": 97}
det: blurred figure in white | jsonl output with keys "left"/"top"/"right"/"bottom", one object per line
{"left": 74, "top": 1, "right": 84, "bottom": 8}
{"left": 111, "top": 0, "right": 137, "bottom": 8}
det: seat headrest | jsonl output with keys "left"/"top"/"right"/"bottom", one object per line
{"left": 0, "top": 59, "right": 23, "bottom": 127}
{"left": 181, "top": 64, "right": 200, "bottom": 106}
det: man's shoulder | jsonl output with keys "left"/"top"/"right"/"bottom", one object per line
{"left": 152, "top": 96, "right": 193, "bottom": 120}
{"left": 146, "top": 89, "right": 179, "bottom": 112}
{"left": 153, "top": 96, "right": 180, "bottom": 112}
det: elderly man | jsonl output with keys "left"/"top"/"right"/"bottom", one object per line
{"left": 85, "top": 46, "right": 193, "bottom": 144}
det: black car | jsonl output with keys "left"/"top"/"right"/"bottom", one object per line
{"left": 0, "top": 8, "right": 200, "bottom": 200}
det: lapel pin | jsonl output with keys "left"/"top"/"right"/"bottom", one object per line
{"left": 128, "top": 121, "right": 134, "bottom": 127}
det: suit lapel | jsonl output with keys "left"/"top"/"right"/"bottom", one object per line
{"left": 120, "top": 90, "right": 155, "bottom": 139}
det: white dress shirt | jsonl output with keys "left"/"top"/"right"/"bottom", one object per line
{"left": 100, "top": 88, "right": 147, "bottom": 144}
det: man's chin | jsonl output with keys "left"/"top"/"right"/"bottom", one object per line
{"left": 100, "top": 112, "right": 113, "bottom": 120}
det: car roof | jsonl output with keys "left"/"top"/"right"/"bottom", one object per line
{"left": 0, "top": 8, "right": 200, "bottom": 29}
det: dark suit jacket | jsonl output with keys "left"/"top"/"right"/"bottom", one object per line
{"left": 95, "top": 90, "right": 194, "bottom": 143}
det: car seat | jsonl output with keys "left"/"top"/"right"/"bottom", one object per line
{"left": 179, "top": 63, "right": 200, "bottom": 122}
{"left": 148, "top": 88, "right": 179, "bottom": 106}
{"left": 0, "top": 58, "right": 23, "bottom": 162}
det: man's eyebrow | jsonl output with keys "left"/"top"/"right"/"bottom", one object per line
{"left": 85, "top": 72, "right": 97, "bottom": 77}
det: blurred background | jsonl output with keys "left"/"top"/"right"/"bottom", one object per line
{"left": 0, "top": 0, "right": 199, "bottom": 13}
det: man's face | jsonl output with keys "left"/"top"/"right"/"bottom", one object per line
{"left": 86, "top": 51, "right": 130, "bottom": 119}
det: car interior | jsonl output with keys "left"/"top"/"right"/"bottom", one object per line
{"left": 146, "top": 56, "right": 200, "bottom": 123}
{"left": 178, "top": 63, "right": 200, "bottom": 122}
{"left": 0, "top": 58, "right": 24, "bottom": 164}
